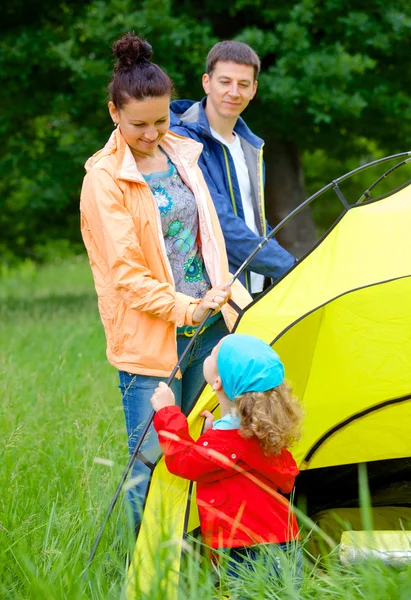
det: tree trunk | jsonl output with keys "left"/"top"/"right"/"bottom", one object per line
{"left": 264, "top": 139, "right": 317, "bottom": 259}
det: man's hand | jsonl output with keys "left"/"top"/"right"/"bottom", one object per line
{"left": 150, "top": 382, "right": 176, "bottom": 412}
{"left": 200, "top": 410, "right": 215, "bottom": 432}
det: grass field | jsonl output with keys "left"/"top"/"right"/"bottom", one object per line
{"left": 1, "top": 257, "right": 411, "bottom": 599}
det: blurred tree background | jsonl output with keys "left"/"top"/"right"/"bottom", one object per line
{"left": 1, "top": 0, "right": 411, "bottom": 262}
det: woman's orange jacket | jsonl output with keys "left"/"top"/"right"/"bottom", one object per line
{"left": 80, "top": 128, "right": 251, "bottom": 377}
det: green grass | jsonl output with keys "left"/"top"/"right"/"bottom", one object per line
{"left": 1, "top": 257, "right": 411, "bottom": 599}
{"left": 0, "top": 257, "right": 129, "bottom": 598}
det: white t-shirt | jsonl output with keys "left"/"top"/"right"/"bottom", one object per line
{"left": 210, "top": 127, "right": 264, "bottom": 293}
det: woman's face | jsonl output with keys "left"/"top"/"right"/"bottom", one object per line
{"left": 108, "top": 95, "right": 170, "bottom": 157}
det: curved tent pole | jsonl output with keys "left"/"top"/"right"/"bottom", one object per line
{"left": 356, "top": 157, "right": 411, "bottom": 204}
{"left": 85, "top": 150, "right": 411, "bottom": 573}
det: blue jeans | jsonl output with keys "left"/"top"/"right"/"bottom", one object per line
{"left": 119, "top": 317, "right": 229, "bottom": 526}
{"left": 222, "top": 542, "right": 303, "bottom": 582}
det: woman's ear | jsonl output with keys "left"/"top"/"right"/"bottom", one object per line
{"left": 108, "top": 101, "right": 119, "bottom": 125}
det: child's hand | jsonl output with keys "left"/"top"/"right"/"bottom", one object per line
{"left": 150, "top": 382, "right": 176, "bottom": 412}
{"left": 200, "top": 410, "right": 215, "bottom": 432}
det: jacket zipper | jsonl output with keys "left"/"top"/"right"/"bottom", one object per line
{"left": 258, "top": 143, "right": 267, "bottom": 236}
{"left": 140, "top": 178, "right": 180, "bottom": 363}
{"left": 220, "top": 144, "right": 238, "bottom": 216}
{"left": 220, "top": 143, "right": 251, "bottom": 293}
{"left": 245, "top": 270, "right": 250, "bottom": 291}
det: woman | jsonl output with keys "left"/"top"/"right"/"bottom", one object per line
{"left": 80, "top": 33, "right": 250, "bottom": 523}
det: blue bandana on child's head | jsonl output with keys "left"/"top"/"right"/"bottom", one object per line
{"left": 217, "top": 334, "right": 285, "bottom": 401}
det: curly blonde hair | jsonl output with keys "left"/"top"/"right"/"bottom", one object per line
{"left": 234, "top": 382, "right": 303, "bottom": 455}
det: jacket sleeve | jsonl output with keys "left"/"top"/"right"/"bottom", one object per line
{"left": 171, "top": 125, "right": 296, "bottom": 281}
{"left": 154, "top": 406, "right": 231, "bottom": 482}
{"left": 80, "top": 165, "right": 200, "bottom": 327}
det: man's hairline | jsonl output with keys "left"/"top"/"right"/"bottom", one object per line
{"left": 206, "top": 59, "right": 259, "bottom": 82}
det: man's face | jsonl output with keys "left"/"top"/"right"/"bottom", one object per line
{"left": 202, "top": 61, "right": 257, "bottom": 120}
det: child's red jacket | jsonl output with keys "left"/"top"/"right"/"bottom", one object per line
{"left": 154, "top": 406, "right": 300, "bottom": 549}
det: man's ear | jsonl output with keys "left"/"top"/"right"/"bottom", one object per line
{"left": 212, "top": 376, "right": 223, "bottom": 392}
{"left": 250, "top": 79, "right": 258, "bottom": 100}
{"left": 202, "top": 73, "right": 210, "bottom": 95}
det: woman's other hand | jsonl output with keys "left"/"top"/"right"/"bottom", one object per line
{"left": 150, "top": 381, "right": 176, "bottom": 412}
{"left": 192, "top": 283, "right": 231, "bottom": 323}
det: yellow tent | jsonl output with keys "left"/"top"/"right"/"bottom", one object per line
{"left": 126, "top": 180, "right": 411, "bottom": 599}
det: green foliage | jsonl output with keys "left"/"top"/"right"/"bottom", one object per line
{"left": 233, "top": 1, "right": 411, "bottom": 153}
{"left": 1, "top": 0, "right": 411, "bottom": 261}
{"left": 303, "top": 144, "right": 411, "bottom": 235}
{"left": 0, "top": 0, "right": 214, "bottom": 262}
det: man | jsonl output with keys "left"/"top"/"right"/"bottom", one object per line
{"left": 170, "top": 40, "right": 295, "bottom": 297}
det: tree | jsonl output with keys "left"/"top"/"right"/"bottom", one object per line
{"left": 1, "top": 0, "right": 411, "bottom": 261}
{"left": 177, "top": 0, "right": 411, "bottom": 254}
{"left": 0, "top": 0, "right": 214, "bottom": 260}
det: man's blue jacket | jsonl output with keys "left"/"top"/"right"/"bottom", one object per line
{"left": 170, "top": 97, "right": 295, "bottom": 291}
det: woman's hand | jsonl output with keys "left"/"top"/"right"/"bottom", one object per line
{"left": 150, "top": 382, "right": 176, "bottom": 412}
{"left": 200, "top": 410, "right": 215, "bottom": 432}
{"left": 192, "top": 283, "right": 232, "bottom": 324}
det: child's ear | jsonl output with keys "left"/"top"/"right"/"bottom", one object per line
{"left": 212, "top": 376, "right": 223, "bottom": 391}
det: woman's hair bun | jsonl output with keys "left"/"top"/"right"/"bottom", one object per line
{"left": 113, "top": 33, "right": 153, "bottom": 72}
{"left": 109, "top": 32, "right": 172, "bottom": 107}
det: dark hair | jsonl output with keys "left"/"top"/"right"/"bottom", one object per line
{"left": 109, "top": 33, "right": 172, "bottom": 109}
{"left": 206, "top": 40, "right": 261, "bottom": 80}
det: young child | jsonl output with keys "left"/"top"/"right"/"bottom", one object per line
{"left": 150, "top": 334, "right": 303, "bottom": 575}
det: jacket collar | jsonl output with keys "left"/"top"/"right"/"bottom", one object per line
{"left": 170, "top": 97, "right": 264, "bottom": 149}
{"left": 85, "top": 127, "right": 203, "bottom": 182}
